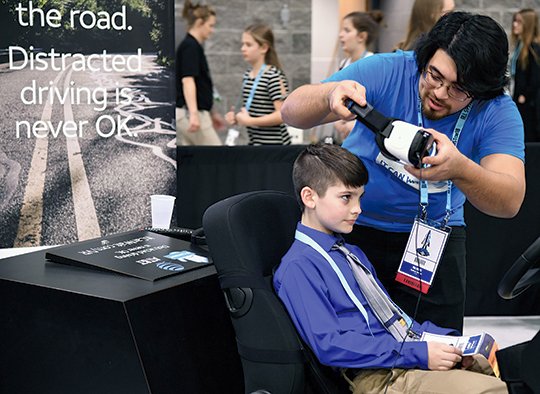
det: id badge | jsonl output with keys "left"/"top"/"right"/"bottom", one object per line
{"left": 395, "top": 218, "right": 451, "bottom": 294}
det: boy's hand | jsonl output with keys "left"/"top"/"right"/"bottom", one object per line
{"left": 427, "top": 342, "right": 462, "bottom": 371}
{"left": 461, "top": 355, "right": 475, "bottom": 369}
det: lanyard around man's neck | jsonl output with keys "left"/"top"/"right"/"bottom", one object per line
{"left": 417, "top": 96, "right": 472, "bottom": 226}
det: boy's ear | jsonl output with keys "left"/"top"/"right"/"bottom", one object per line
{"left": 300, "top": 186, "right": 317, "bottom": 209}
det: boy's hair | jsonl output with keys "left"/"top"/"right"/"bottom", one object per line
{"left": 292, "top": 143, "right": 369, "bottom": 211}
{"left": 415, "top": 11, "right": 509, "bottom": 100}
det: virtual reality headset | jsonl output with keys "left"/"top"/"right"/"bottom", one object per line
{"left": 346, "top": 99, "right": 435, "bottom": 169}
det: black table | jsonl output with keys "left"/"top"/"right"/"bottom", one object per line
{"left": 0, "top": 245, "right": 243, "bottom": 394}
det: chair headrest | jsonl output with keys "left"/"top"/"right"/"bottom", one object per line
{"left": 203, "top": 191, "right": 301, "bottom": 282}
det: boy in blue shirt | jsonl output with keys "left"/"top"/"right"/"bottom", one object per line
{"left": 273, "top": 143, "right": 507, "bottom": 393}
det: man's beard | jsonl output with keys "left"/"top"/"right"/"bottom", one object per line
{"left": 421, "top": 93, "right": 450, "bottom": 120}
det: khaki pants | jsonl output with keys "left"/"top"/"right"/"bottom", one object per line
{"left": 176, "top": 108, "right": 221, "bottom": 146}
{"left": 349, "top": 368, "right": 508, "bottom": 394}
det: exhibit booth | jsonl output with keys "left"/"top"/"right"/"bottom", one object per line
{"left": 0, "top": 143, "right": 538, "bottom": 393}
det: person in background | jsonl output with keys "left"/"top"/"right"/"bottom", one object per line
{"left": 510, "top": 8, "right": 540, "bottom": 143}
{"left": 274, "top": 143, "right": 507, "bottom": 394}
{"left": 176, "top": 0, "right": 224, "bottom": 146}
{"left": 225, "top": 23, "right": 290, "bottom": 145}
{"left": 338, "top": 11, "right": 384, "bottom": 70}
{"left": 281, "top": 12, "right": 525, "bottom": 333}
{"left": 395, "top": 0, "right": 455, "bottom": 51}
{"left": 334, "top": 11, "right": 384, "bottom": 142}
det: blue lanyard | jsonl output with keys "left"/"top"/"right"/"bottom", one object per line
{"left": 243, "top": 64, "right": 267, "bottom": 111}
{"left": 294, "top": 230, "right": 373, "bottom": 334}
{"left": 417, "top": 98, "right": 472, "bottom": 226}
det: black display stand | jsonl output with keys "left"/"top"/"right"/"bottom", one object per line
{"left": 464, "top": 142, "right": 540, "bottom": 316}
{"left": 177, "top": 145, "right": 305, "bottom": 229}
{"left": 0, "top": 246, "right": 243, "bottom": 394}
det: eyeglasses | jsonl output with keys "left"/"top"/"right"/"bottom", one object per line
{"left": 422, "top": 67, "right": 472, "bottom": 102}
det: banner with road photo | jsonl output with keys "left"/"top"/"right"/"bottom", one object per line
{"left": 0, "top": 0, "right": 176, "bottom": 248}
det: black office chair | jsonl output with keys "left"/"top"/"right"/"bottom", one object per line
{"left": 202, "top": 191, "right": 349, "bottom": 394}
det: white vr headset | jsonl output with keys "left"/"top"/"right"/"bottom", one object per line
{"left": 346, "top": 99, "right": 435, "bottom": 168}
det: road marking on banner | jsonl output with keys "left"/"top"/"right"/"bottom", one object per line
{"left": 63, "top": 66, "right": 101, "bottom": 241}
{"left": 0, "top": 150, "right": 21, "bottom": 212}
{"left": 14, "top": 71, "right": 61, "bottom": 247}
{"left": 15, "top": 63, "right": 101, "bottom": 246}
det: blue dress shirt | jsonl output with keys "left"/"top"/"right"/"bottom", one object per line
{"left": 273, "top": 222, "right": 458, "bottom": 370}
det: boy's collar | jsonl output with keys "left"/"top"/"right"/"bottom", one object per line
{"left": 297, "top": 222, "right": 344, "bottom": 252}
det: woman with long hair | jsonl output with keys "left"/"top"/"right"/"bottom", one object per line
{"left": 176, "top": 0, "right": 224, "bottom": 145}
{"left": 225, "top": 23, "right": 291, "bottom": 145}
{"left": 338, "top": 11, "right": 384, "bottom": 70}
{"left": 395, "top": 0, "right": 454, "bottom": 51}
{"left": 511, "top": 8, "right": 540, "bottom": 142}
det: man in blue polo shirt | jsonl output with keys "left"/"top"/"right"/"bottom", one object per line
{"left": 281, "top": 12, "right": 525, "bottom": 332}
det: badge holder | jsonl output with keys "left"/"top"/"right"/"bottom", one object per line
{"left": 395, "top": 167, "right": 453, "bottom": 295}
{"left": 395, "top": 99, "right": 471, "bottom": 294}
{"left": 225, "top": 128, "right": 240, "bottom": 146}
{"left": 396, "top": 211, "right": 451, "bottom": 294}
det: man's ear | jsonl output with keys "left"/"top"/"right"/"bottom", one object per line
{"left": 300, "top": 186, "right": 317, "bottom": 209}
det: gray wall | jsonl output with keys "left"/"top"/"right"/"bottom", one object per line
{"left": 175, "top": 0, "right": 311, "bottom": 114}
{"left": 379, "top": 0, "right": 540, "bottom": 53}
{"left": 456, "top": 0, "right": 540, "bottom": 34}
{"left": 378, "top": 0, "right": 414, "bottom": 53}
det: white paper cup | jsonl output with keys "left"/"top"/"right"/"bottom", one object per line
{"left": 151, "top": 195, "right": 176, "bottom": 229}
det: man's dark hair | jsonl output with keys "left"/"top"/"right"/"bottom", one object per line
{"left": 292, "top": 143, "right": 369, "bottom": 211}
{"left": 415, "top": 11, "right": 509, "bottom": 100}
